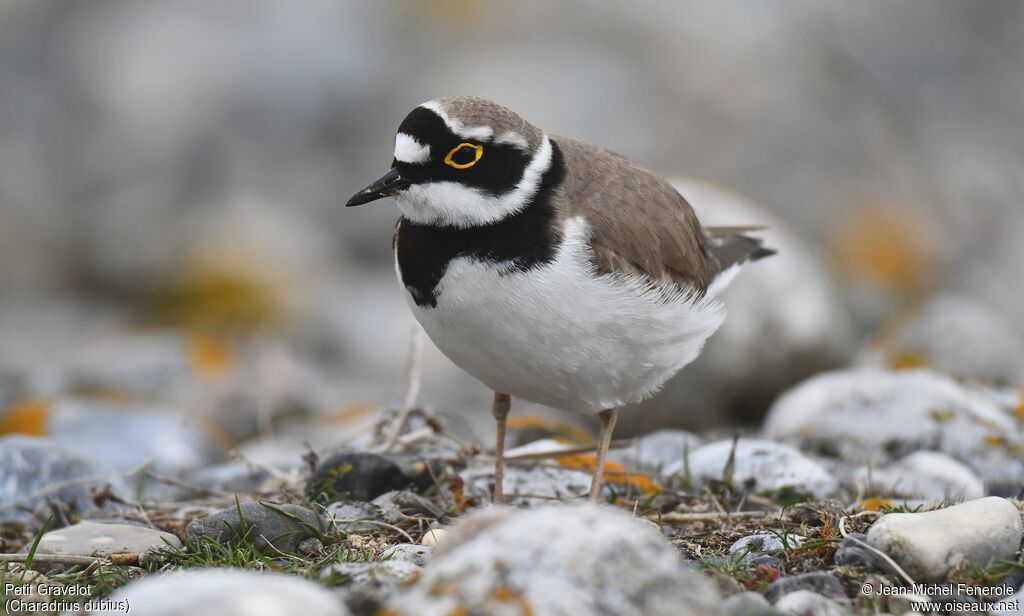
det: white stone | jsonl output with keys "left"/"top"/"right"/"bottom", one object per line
{"left": 37, "top": 521, "right": 180, "bottom": 557}
{"left": 382, "top": 543, "right": 432, "bottom": 566}
{"left": 389, "top": 503, "right": 719, "bottom": 616}
{"left": 421, "top": 528, "right": 448, "bottom": 547}
{"left": 665, "top": 438, "right": 837, "bottom": 498}
{"left": 774, "top": 590, "right": 846, "bottom": 616}
{"left": 461, "top": 461, "right": 592, "bottom": 507}
{"left": 851, "top": 451, "right": 984, "bottom": 502}
{"left": 94, "top": 569, "right": 348, "bottom": 616}
{"left": 764, "top": 368, "right": 1024, "bottom": 484}
{"left": 608, "top": 429, "right": 703, "bottom": 474}
{"left": 866, "top": 497, "right": 1023, "bottom": 582}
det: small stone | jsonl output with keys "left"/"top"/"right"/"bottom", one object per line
{"left": 833, "top": 533, "right": 878, "bottom": 570}
{"left": 382, "top": 543, "right": 432, "bottom": 567}
{"left": 420, "top": 528, "right": 447, "bottom": 547}
{"left": 773, "top": 590, "right": 846, "bottom": 616}
{"left": 388, "top": 503, "right": 720, "bottom": 616}
{"left": 764, "top": 572, "right": 847, "bottom": 603}
{"left": 729, "top": 533, "right": 793, "bottom": 556}
{"left": 100, "top": 568, "right": 349, "bottom": 615}
{"left": 372, "top": 490, "right": 446, "bottom": 522}
{"left": 851, "top": 450, "right": 984, "bottom": 503}
{"left": 461, "top": 462, "right": 592, "bottom": 506}
{"left": 34, "top": 521, "right": 180, "bottom": 557}
{"left": 306, "top": 452, "right": 422, "bottom": 503}
{"left": 866, "top": 496, "right": 1023, "bottom": 582}
{"left": 0, "top": 435, "right": 128, "bottom": 524}
{"left": 722, "top": 591, "right": 783, "bottom": 616}
{"left": 321, "top": 560, "right": 421, "bottom": 585}
{"left": 666, "top": 438, "right": 837, "bottom": 499}
{"left": 326, "top": 500, "right": 385, "bottom": 532}
{"left": 185, "top": 502, "right": 324, "bottom": 554}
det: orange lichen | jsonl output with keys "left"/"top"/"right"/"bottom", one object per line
{"left": 929, "top": 409, "right": 956, "bottom": 423}
{"left": 329, "top": 404, "right": 370, "bottom": 425}
{"left": 492, "top": 586, "right": 534, "bottom": 616}
{"left": 829, "top": 204, "right": 934, "bottom": 293}
{"left": 859, "top": 498, "right": 893, "bottom": 512}
{"left": 188, "top": 334, "right": 234, "bottom": 379}
{"left": 555, "top": 454, "right": 660, "bottom": 494}
{"left": 0, "top": 399, "right": 49, "bottom": 436}
{"left": 985, "top": 435, "right": 1007, "bottom": 449}
{"left": 1016, "top": 388, "right": 1024, "bottom": 422}
{"left": 891, "top": 351, "right": 928, "bottom": 371}
{"left": 506, "top": 415, "right": 592, "bottom": 444}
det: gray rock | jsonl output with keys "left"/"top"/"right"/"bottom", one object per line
{"left": 773, "top": 590, "right": 846, "bottom": 616}
{"left": 764, "top": 572, "right": 847, "bottom": 603}
{"left": 96, "top": 568, "right": 348, "bottom": 615}
{"left": 608, "top": 429, "right": 703, "bottom": 474}
{"left": 665, "top": 438, "right": 837, "bottom": 499}
{"left": 388, "top": 503, "right": 720, "bottom": 616}
{"left": 371, "top": 490, "right": 446, "bottom": 523}
{"left": 326, "top": 500, "right": 386, "bottom": 532}
{"left": 185, "top": 502, "right": 324, "bottom": 554}
{"left": 0, "top": 435, "right": 128, "bottom": 524}
{"left": 729, "top": 532, "right": 801, "bottom": 565}
{"left": 866, "top": 496, "right": 1023, "bottom": 582}
{"left": 850, "top": 450, "right": 985, "bottom": 503}
{"left": 320, "top": 559, "right": 421, "bottom": 585}
{"left": 45, "top": 398, "right": 220, "bottom": 476}
{"left": 382, "top": 543, "right": 432, "bottom": 567}
{"left": 34, "top": 521, "right": 180, "bottom": 557}
{"left": 723, "top": 591, "right": 783, "bottom": 616}
{"left": 764, "top": 368, "right": 1024, "bottom": 485}
{"left": 833, "top": 533, "right": 878, "bottom": 570}
{"left": 461, "top": 462, "right": 592, "bottom": 507}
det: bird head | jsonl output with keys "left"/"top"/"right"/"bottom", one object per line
{"left": 346, "top": 97, "right": 554, "bottom": 228}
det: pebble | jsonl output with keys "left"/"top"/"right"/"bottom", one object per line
{"left": 763, "top": 368, "right": 1024, "bottom": 484}
{"left": 382, "top": 543, "right": 432, "bottom": 567}
{"left": 461, "top": 462, "right": 592, "bottom": 506}
{"left": 722, "top": 591, "right": 783, "bottom": 616}
{"left": 185, "top": 502, "right": 324, "bottom": 554}
{"left": 387, "top": 503, "right": 720, "bottom": 616}
{"left": 772, "top": 590, "right": 846, "bottom": 616}
{"left": 0, "top": 435, "right": 128, "bottom": 523}
{"left": 420, "top": 528, "right": 448, "bottom": 547}
{"left": 832, "top": 533, "right": 879, "bottom": 570}
{"left": 321, "top": 559, "right": 421, "bottom": 585}
{"left": 306, "top": 451, "right": 423, "bottom": 503}
{"left": 666, "top": 438, "right": 838, "bottom": 499}
{"left": 851, "top": 450, "right": 985, "bottom": 502}
{"left": 866, "top": 496, "right": 1023, "bottom": 582}
{"left": 33, "top": 521, "right": 181, "bottom": 557}
{"left": 729, "top": 532, "right": 801, "bottom": 565}
{"left": 764, "top": 572, "right": 847, "bottom": 603}
{"left": 326, "top": 500, "right": 385, "bottom": 533}
{"left": 94, "top": 568, "right": 348, "bottom": 615}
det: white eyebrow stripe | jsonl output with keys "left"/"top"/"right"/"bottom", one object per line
{"left": 421, "top": 100, "right": 494, "bottom": 141}
{"left": 494, "top": 130, "right": 529, "bottom": 150}
{"left": 394, "top": 133, "right": 431, "bottom": 164}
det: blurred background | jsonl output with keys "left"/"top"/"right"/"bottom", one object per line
{"left": 1, "top": 0, "right": 1022, "bottom": 462}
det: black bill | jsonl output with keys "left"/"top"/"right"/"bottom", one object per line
{"left": 346, "top": 168, "right": 410, "bottom": 207}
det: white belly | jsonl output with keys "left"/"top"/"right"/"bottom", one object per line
{"left": 401, "top": 217, "right": 727, "bottom": 412}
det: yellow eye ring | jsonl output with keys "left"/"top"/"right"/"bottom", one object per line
{"left": 444, "top": 143, "right": 484, "bottom": 169}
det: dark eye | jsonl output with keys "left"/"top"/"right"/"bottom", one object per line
{"left": 444, "top": 143, "right": 483, "bottom": 169}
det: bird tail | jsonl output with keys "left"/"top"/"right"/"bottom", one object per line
{"left": 703, "top": 226, "right": 776, "bottom": 296}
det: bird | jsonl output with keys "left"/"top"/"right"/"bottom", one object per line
{"left": 346, "top": 97, "right": 774, "bottom": 503}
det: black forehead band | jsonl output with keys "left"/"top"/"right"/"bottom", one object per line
{"left": 397, "top": 107, "right": 463, "bottom": 155}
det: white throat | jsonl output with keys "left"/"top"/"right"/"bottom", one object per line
{"left": 394, "top": 135, "right": 553, "bottom": 228}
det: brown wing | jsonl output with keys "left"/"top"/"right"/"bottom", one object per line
{"left": 552, "top": 136, "right": 720, "bottom": 292}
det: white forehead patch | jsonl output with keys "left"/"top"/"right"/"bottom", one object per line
{"left": 494, "top": 130, "right": 529, "bottom": 150}
{"left": 394, "top": 133, "right": 431, "bottom": 164}
{"left": 421, "top": 100, "right": 494, "bottom": 141}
